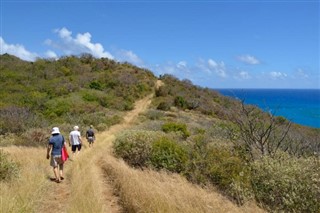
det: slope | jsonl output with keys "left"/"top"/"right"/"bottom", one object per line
{"left": 1, "top": 80, "right": 264, "bottom": 213}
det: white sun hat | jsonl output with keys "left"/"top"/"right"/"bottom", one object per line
{"left": 51, "top": 127, "right": 60, "bottom": 134}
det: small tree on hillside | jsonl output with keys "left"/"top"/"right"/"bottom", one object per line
{"left": 229, "top": 101, "right": 292, "bottom": 161}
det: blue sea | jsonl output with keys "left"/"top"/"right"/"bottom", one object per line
{"left": 216, "top": 89, "right": 320, "bottom": 129}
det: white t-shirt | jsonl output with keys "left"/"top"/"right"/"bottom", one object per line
{"left": 69, "top": 130, "right": 81, "bottom": 145}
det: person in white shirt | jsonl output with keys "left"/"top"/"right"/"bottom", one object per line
{"left": 69, "top": 125, "right": 82, "bottom": 157}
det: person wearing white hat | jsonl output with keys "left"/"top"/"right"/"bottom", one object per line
{"left": 69, "top": 125, "right": 82, "bottom": 157}
{"left": 47, "top": 127, "right": 66, "bottom": 183}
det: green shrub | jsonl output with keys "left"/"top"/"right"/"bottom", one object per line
{"left": 113, "top": 130, "right": 164, "bottom": 168}
{"left": 96, "top": 123, "right": 108, "bottom": 131}
{"left": 0, "top": 150, "right": 19, "bottom": 181}
{"left": 174, "top": 96, "right": 187, "bottom": 109}
{"left": 162, "top": 122, "right": 190, "bottom": 139}
{"left": 251, "top": 154, "right": 320, "bottom": 212}
{"left": 150, "top": 137, "right": 188, "bottom": 173}
{"left": 89, "top": 81, "right": 103, "bottom": 90}
{"left": 145, "top": 109, "right": 165, "bottom": 120}
{"left": 44, "top": 99, "right": 71, "bottom": 117}
{"left": 185, "top": 135, "right": 251, "bottom": 204}
{"left": 157, "top": 101, "right": 171, "bottom": 111}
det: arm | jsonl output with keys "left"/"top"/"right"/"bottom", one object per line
{"left": 47, "top": 144, "right": 52, "bottom": 159}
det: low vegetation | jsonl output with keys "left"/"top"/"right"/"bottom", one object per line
{"left": 1, "top": 54, "right": 319, "bottom": 212}
{"left": 0, "top": 53, "right": 156, "bottom": 145}
{"left": 0, "top": 149, "right": 20, "bottom": 181}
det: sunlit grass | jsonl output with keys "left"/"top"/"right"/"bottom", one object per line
{"left": 100, "top": 153, "right": 264, "bottom": 213}
{"left": 0, "top": 147, "right": 50, "bottom": 212}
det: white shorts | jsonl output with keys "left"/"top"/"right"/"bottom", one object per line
{"left": 50, "top": 155, "right": 63, "bottom": 168}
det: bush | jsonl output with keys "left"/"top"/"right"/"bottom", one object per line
{"left": 150, "top": 137, "right": 188, "bottom": 173}
{"left": 145, "top": 109, "right": 165, "bottom": 120}
{"left": 185, "top": 135, "right": 252, "bottom": 204}
{"left": 0, "top": 150, "right": 19, "bottom": 181}
{"left": 162, "top": 122, "right": 190, "bottom": 139}
{"left": 157, "top": 101, "right": 171, "bottom": 111}
{"left": 250, "top": 154, "right": 320, "bottom": 212}
{"left": 113, "top": 130, "right": 164, "bottom": 168}
{"left": 18, "top": 128, "right": 49, "bottom": 147}
{"left": 174, "top": 96, "right": 188, "bottom": 109}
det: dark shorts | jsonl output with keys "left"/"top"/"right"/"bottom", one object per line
{"left": 71, "top": 144, "right": 82, "bottom": 152}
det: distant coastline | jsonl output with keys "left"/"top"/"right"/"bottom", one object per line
{"left": 216, "top": 89, "right": 320, "bottom": 129}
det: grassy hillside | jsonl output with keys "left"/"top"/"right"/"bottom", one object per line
{"left": 0, "top": 53, "right": 156, "bottom": 146}
{"left": 1, "top": 54, "right": 319, "bottom": 212}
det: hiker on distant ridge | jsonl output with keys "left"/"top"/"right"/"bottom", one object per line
{"left": 69, "top": 125, "right": 82, "bottom": 157}
{"left": 47, "top": 127, "right": 66, "bottom": 183}
{"left": 86, "top": 125, "right": 95, "bottom": 148}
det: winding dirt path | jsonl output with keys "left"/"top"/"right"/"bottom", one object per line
{"left": 34, "top": 82, "right": 157, "bottom": 213}
{"left": 2, "top": 80, "right": 264, "bottom": 213}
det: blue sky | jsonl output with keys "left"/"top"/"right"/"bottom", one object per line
{"left": 1, "top": 0, "right": 319, "bottom": 89}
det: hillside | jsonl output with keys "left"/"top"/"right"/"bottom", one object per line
{"left": 1, "top": 54, "right": 319, "bottom": 212}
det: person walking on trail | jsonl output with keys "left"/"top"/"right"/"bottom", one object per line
{"left": 69, "top": 125, "right": 82, "bottom": 157}
{"left": 47, "top": 127, "right": 66, "bottom": 183}
{"left": 86, "top": 125, "right": 95, "bottom": 148}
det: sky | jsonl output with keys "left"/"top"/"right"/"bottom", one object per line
{"left": 0, "top": 0, "right": 319, "bottom": 89}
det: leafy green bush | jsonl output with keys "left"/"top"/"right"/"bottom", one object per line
{"left": 162, "top": 122, "right": 190, "bottom": 139}
{"left": 185, "top": 134, "right": 252, "bottom": 204}
{"left": 150, "top": 137, "right": 188, "bottom": 173}
{"left": 113, "top": 130, "right": 164, "bottom": 168}
{"left": 174, "top": 96, "right": 187, "bottom": 109}
{"left": 0, "top": 150, "right": 19, "bottom": 181}
{"left": 251, "top": 154, "right": 320, "bottom": 212}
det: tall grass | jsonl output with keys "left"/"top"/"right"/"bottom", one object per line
{"left": 0, "top": 147, "right": 50, "bottom": 212}
{"left": 65, "top": 133, "right": 120, "bottom": 213}
{"left": 100, "top": 153, "right": 264, "bottom": 213}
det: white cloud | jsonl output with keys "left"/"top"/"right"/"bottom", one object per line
{"left": 207, "top": 59, "right": 227, "bottom": 78}
{"left": 49, "top": 27, "right": 114, "bottom": 59}
{"left": 237, "top": 71, "right": 251, "bottom": 79}
{"left": 294, "top": 68, "right": 309, "bottom": 79}
{"left": 45, "top": 50, "right": 58, "bottom": 59}
{"left": 115, "top": 49, "right": 144, "bottom": 66}
{"left": 237, "top": 54, "right": 260, "bottom": 65}
{"left": 269, "top": 71, "right": 287, "bottom": 79}
{"left": 56, "top": 27, "right": 72, "bottom": 39}
{"left": 0, "top": 37, "right": 38, "bottom": 61}
{"left": 177, "top": 61, "right": 187, "bottom": 69}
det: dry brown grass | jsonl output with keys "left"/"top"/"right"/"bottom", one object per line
{"left": 0, "top": 90, "right": 265, "bottom": 213}
{"left": 100, "top": 152, "right": 264, "bottom": 213}
{"left": 0, "top": 146, "right": 51, "bottom": 212}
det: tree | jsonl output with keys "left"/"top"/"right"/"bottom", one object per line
{"left": 230, "top": 101, "right": 292, "bottom": 161}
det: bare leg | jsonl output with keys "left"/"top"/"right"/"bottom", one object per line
{"left": 53, "top": 167, "right": 60, "bottom": 182}
{"left": 59, "top": 164, "right": 64, "bottom": 179}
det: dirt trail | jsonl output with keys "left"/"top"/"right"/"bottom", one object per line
{"left": 34, "top": 82, "right": 159, "bottom": 213}
{"left": 2, "top": 80, "right": 263, "bottom": 213}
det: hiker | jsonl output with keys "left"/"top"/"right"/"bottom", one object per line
{"left": 86, "top": 125, "right": 95, "bottom": 147}
{"left": 47, "top": 127, "right": 66, "bottom": 183}
{"left": 69, "top": 125, "right": 82, "bottom": 157}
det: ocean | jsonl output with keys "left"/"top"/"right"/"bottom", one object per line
{"left": 216, "top": 89, "right": 320, "bottom": 129}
